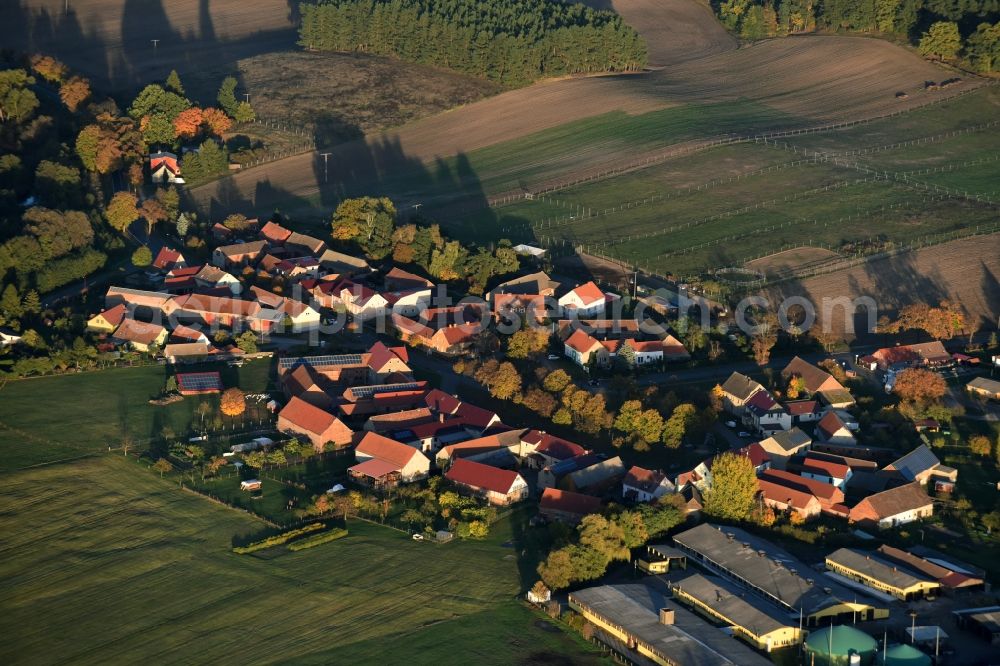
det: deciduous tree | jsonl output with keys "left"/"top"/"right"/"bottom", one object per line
{"left": 893, "top": 368, "right": 946, "bottom": 404}
{"left": 661, "top": 403, "right": 698, "bottom": 448}
{"left": 919, "top": 21, "right": 961, "bottom": 60}
{"left": 131, "top": 246, "right": 153, "bottom": 267}
{"left": 703, "top": 452, "right": 758, "bottom": 521}
{"left": 542, "top": 369, "right": 571, "bottom": 393}
{"left": 202, "top": 107, "right": 232, "bottom": 136}
{"left": 173, "top": 107, "right": 204, "bottom": 139}
{"left": 59, "top": 76, "right": 91, "bottom": 112}
{"left": 105, "top": 192, "right": 139, "bottom": 233}
{"left": 220, "top": 387, "right": 246, "bottom": 416}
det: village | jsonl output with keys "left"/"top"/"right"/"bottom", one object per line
{"left": 60, "top": 200, "right": 1000, "bottom": 666}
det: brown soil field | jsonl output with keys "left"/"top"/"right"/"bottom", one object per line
{"left": 747, "top": 246, "right": 841, "bottom": 276}
{"left": 769, "top": 234, "right": 1000, "bottom": 337}
{"left": 189, "top": 0, "right": 978, "bottom": 218}
{"left": 183, "top": 50, "right": 500, "bottom": 145}
{"left": 1, "top": 0, "right": 297, "bottom": 92}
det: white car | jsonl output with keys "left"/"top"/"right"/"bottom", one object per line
{"left": 412, "top": 533, "right": 424, "bottom": 541}
{"left": 547, "top": 354, "right": 560, "bottom": 361}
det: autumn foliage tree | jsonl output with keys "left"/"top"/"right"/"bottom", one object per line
{"left": 59, "top": 76, "right": 91, "bottom": 112}
{"left": 173, "top": 107, "right": 204, "bottom": 139}
{"left": 201, "top": 107, "right": 232, "bottom": 136}
{"left": 886, "top": 302, "right": 966, "bottom": 340}
{"left": 220, "top": 387, "right": 246, "bottom": 417}
{"left": 703, "top": 452, "right": 758, "bottom": 521}
{"left": 893, "top": 368, "right": 946, "bottom": 405}
{"left": 30, "top": 54, "right": 66, "bottom": 83}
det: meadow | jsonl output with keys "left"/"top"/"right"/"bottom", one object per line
{"left": 0, "top": 456, "right": 606, "bottom": 665}
{"left": 0, "top": 359, "right": 272, "bottom": 472}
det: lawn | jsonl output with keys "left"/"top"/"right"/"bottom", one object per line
{"left": 0, "top": 359, "right": 274, "bottom": 472}
{"left": 0, "top": 455, "right": 607, "bottom": 665}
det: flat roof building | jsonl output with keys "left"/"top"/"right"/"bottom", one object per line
{"left": 672, "top": 523, "right": 887, "bottom": 625}
{"left": 568, "top": 583, "right": 773, "bottom": 666}
{"left": 825, "top": 548, "right": 940, "bottom": 601}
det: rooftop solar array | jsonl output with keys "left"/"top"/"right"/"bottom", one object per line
{"left": 349, "top": 382, "right": 422, "bottom": 400}
{"left": 176, "top": 372, "right": 223, "bottom": 392}
{"left": 279, "top": 354, "right": 363, "bottom": 369}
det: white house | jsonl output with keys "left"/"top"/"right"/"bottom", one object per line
{"left": 337, "top": 282, "right": 389, "bottom": 320}
{"left": 282, "top": 299, "right": 321, "bottom": 332}
{"left": 799, "top": 455, "right": 852, "bottom": 490}
{"left": 385, "top": 288, "right": 433, "bottom": 318}
{"left": 815, "top": 411, "right": 856, "bottom": 445}
{"left": 0, "top": 328, "right": 22, "bottom": 346}
{"left": 743, "top": 390, "right": 792, "bottom": 433}
{"left": 622, "top": 466, "right": 675, "bottom": 502}
{"left": 558, "top": 281, "right": 616, "bottom": 318}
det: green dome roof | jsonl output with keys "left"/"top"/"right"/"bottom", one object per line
{"left": 806, "top": 626, "right": 878, "bottom": 656}
{"left": 880, "top": 644, "right": 931, "bottom": 666}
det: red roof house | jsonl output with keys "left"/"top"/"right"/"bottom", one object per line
{"left": 444, "top": 459, "right": 528, "bottom": 506}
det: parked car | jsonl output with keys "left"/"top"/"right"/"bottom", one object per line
{"left": 725, "top": 420, "right": 737, "bottom": 428}
{"left": 412, "top": 534, "right": 424, "bottom": 541}
{"left": 547, "top": 354, "right": 560, "bottom": 361}
{"left": 738, "top": 431, "right": 752, "bottom": 438}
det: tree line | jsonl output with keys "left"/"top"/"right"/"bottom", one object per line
{"left": 298, "top": 0, "right": 648, "bottom": 86}
{"left": 712, "top": 0, "right": 999, "bottom": 73}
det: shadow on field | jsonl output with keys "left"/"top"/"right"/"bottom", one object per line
{"left": 0, "top": 0, "right": 298, "bottom": 96}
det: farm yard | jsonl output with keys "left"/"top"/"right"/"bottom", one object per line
{"left": 0, "top": 456, "right": 605, "bottom": 665}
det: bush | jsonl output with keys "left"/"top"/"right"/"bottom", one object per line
{"left": 232, "top": 522, "right": 324, "bottom": 553}
{"left": 287, "top": 527, "right": 348, "bottom": 551}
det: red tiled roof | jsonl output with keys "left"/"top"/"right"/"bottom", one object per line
{"left": 565, "top": 328, "right": 601, "bottom": 354}
{"left": 801, "top": 455, "right": 850, "bottom": 480}
{"left": 169, "top": 325, "right": 207, "bottom": 342}
{"left": 445, "top": 458, "right": 521, "bottom": 495}
{"left": 355, "top": 432, "right": 421, "bottom": 468}
{"left": 785, "top": 400, "right": 819, "bottom": 416}
{"left": 758, "top": 476, "right": 819, "bottom": 511}
{"left": 734, "top": 442, "right": 770, "bottom": 467}
{"left": 95, "top": 304, "right": 127, "bottom": 327}
{"left": 526, "top": 431, "right": 588, "bottom": 460}
{"left": 260, "top": 220, "right": 292, "bottom": 244}
{"left": 567, "top": 281, "right": 605, "bottom": 306}
{"left": 152, "top": 247, "right": 183, "bottom": 270}
{"left": 279, "top": 396, "right": 341, "bottom": 436}
{"left": 366, "top": 341, "right": 409, "bottom": 371}
{"left": 540, "top": 487, "right": 602, "bottom": 516}
{"left": 817, "top": 411, "right": 848, "bottom": 439}
{"left": 350, "top": 457, "right": 402, "bottom": 478}
{"left": 113, "top": 319, "right": 166, "bottom": 345}
{"left": 623, "top": 466, "right": 667, "bottom": 492}
{"left": 745, "top": 390, "right": 778, "bottom": 412}
{"left": 425, "top": 389, "right": 462, "bottom": 415}
{"left": 453, "top": 402, "right": 497, "bottom": 429}
{"left": 759, "top": 469, "right": 843, "bottom": 503}
{"left": 385, "top": 266, "right": 434, "bottom": 289}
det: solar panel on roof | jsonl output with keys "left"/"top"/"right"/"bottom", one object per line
{"left": 278, "top": 354, "right": 363, "bottom": 369}
{"left": 176, "top": 372, "right": 223, "bottom": 391}
{"left": 349, "top": 382, "right": 421, "bottom": 399}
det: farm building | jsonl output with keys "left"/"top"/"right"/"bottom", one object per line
{"left": 443, "top": 459, "right": 528, "bottom": 506}
{"left": 111, "top": 319, "right": 168, "bottom": 352}
{"left": 212, "top": 240, "right": 267, "bottom": 268}
{"left": 802, "top": 625, "right": 877, "bottom": 666}
{"left": 538, "top": 488, "right": 602, "bottom": 525}
{"left": 883, "top": 444, "right": 957, "bottom": 486}
{"left": 175, "top": 372, "right": 223, "bottom": 395}
{"left": 672, "top": 523, "right": 887, "bottom": 625}
{"left": 350, "top": 432, "right": 430, "bottom": 487}
{"left": 668, "top": 571, "right": 804, "bottom": 651}
{"left": 848, "top": 482, "right": 933, "bottom": 528}
{"left": 825, "top": 548, "right": 940, "bottom": 600}
{"left": 276, "top": 396, "right": 354, "bottom": 451}
{"left": 636, "top": 544, "right": 687, "bottom": 574}
{"left": 875, "top": 545, "right": 984, "bottom": 590}
{"left": 568, "top": 583, "right": 773, "bottom": 666}
{"left": 952, "top": 607, "right": 1000, "bottom": 645}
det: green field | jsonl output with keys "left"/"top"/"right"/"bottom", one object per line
{"left": 454, "top": 86, "right": 1000, "bottom": 277}
{"left": 0, "top": 360, "right": 273, "bottom": 472}
{"left": 0, "top": 455, "right": 606, "bottom": 665}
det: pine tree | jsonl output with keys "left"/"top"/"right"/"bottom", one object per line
{"left": 0, "top": 283, "right": 21, "bottom": 318}
{"left": 165, "top": 69, "right": 185, "bottom": 95}
{"left": 21, "top": 289, "right": 40, "bottom": 314}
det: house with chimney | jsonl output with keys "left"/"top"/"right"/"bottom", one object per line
{"left": 720, "top": 372, "right": 766, "bottom": 416}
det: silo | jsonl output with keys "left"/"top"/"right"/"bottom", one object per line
{"left": 878, "top": 643, "right": 931, "bottom": 666}
{"left": 803, "top": 626, "right": 878, "bottom": 666}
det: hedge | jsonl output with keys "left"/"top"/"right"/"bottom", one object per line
{"left": 287, "top": 528, "right": 348, "bottom": 551}
{"left": 232, "top": 522, "right": 325, "bottom": 554}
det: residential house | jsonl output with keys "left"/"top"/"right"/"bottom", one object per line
{"left": 539, "top": 488, "right": 602, "bottom": 524}
{"left": 781, "top": 356, "right": 846, "bottom": 396}
{"left": 162, "top": 266, "right": 201, "bottom": 293}
{"left": 798, "top": 455, "right": 852, "bottom": 490}
{"left": 392, "top": 305, "right": 486, "bottom": 356}
{"left": 274, "top": 256, "right": 321, "bottom": 281}
{"left": 105, "top": 287, "right": 177, "bottom": 317}
{"left": 488, "top": 271, "right": 559, "bottom": 301}
{"left": 564, "top": 328, "right": 606, "bottom": 367}
{"left": 757, "top": 428, "right": 812, "bottom": 469}
{"left": 622, "top": 466, "right": 675, "bottom": 502}
{"left": 284, "top": 231, "right": 327, "bottom": 257}
{"left": 351, "top": 432, "right": 430, "bottom": 487}
{"left": 815, "top": 411, "right": 856, "bottom": 445}
{"left": 259, "top": 220, "right": 292, "bottom": 246}
{"left": 276, "top": 396, "right": 354, "bottom": 451}
{"left": 318, "top": 249, "right": 371, "bottom": 278}
{"left": 331, "top": 281, "right": 389, "bottom": 320}
{"left": 558, "top": 281, "right": 617, "bottom": 318}
{"left": 111, "top": 319, "right": 168, "bottom": 352}
{"left": 444, "top": 459, "right": 529, "bottom": 506}
{"left": 758, "top": 468, "right": 846, "bottom": 513}
{"left": 384, "top": 267, "right": 434, "bottom": 291}
{"left": 149, "top": 151, "right": 182, "bottom": 184}
{"left": 883, "top": 444, "right": 958, "bottom": 486}
{"left": 743, "top": 390, "right": 792, "bottom": 433}
{"left": 493, "top": 292, "right": 552, "bottom": 324}
{"left": 785, "top": 400, "right": 822, "bottom": 424}
{"left": 151, "top": 247, "right": 185, "bottom": 272}
{"left": 383, "top": 286, "right": 433, "bottom": 318}
{"left": 212, "top": 240, "right": 267, "bottom": 268}
{"left": 194, "top": 265, "right": 241, "bottom": 293}
{"left": 758, "top": 475, "right": 823, "bottom": 520}
{"left": 435, "top": 430, "right": 524, "bottom": 469}
{"left": 862, "top": 341, "right": 952, "bottom": 372}
{"left": 967, "top": 376, "right": 1000, "bottom": 401}
{"left": 720, "top": 372, "right": 765, "bottom": 416}
{"left": 675, "top": 458, "right": 713, "bottom": 492}
{"left": 87, "top": 304, "right": 128, "bottom": 334}
{"left": 848, "top": 482, "right": 934, "bottom": 528}
{"left": 521, "top": 431, "right": 589, "bottom": 469}
{"left": 735, "top": 442, "right": 772, "bottom": 474}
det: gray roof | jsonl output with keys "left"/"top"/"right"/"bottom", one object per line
{"left": 967, "top": 376, "right": 1000, "bottom": 394}
{"left": 721, "top": 372, "right": 764, "bottom": 401}
{"left": 764, "top": 427, "right": 812, "bottom": 452}
{"left": 886, "top": 444, "right": 940, "bottom": 481}
{"left": 827, "top": 548, "right": 934, "bottom": 590}
{"left": 569, "top": 584, "right": 772, "bottom": 666}
{"left": 567, "top": 456, "right": 625, "bottom": 490}
{"left": 673, "top": 523, "right": 864, "bottom": 615}
{"left": 668, "top": 572, "right": 793, "bottom": 637}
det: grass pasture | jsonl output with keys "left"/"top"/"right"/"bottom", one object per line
{"left": 0, "top": 360, "right": 272, "bottom": 472}
{"left": 0, "top": 456, "right": 604, "bottom": 665}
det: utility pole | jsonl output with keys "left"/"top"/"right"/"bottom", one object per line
{"left": 319, "top": 152, "right": 332, "bottom": 183}
{"left": 243, "top": 93, "right": 250, "bottom": 104}
{"left": 151, "top": 39, "right": 160, "bottom": 58}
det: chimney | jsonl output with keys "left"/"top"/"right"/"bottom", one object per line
{"left": 658, "top": 608, "right": 675, "bottom": 626}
